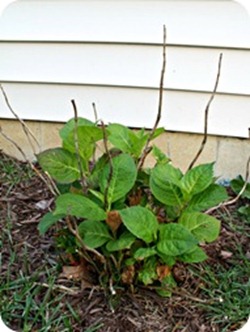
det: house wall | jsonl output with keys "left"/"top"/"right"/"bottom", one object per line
{"left": 0, "top": 0, "right": 249, "bottom": 178}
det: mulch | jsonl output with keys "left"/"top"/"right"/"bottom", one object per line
{"left": 0, "top": 151, "right": 249, "bottom": 332}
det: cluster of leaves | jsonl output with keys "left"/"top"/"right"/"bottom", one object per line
{"left": 37, "top": 117, "right": 228, "bottom": 296}
{"left": 230, "top": 175, "right": 250, "bottom": 221}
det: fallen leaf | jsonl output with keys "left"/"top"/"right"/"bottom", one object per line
{"left": 106, "top": 210, "right": 122, "bottom": 233}
{"left": 121, "top": 265, "right": 135, "bottom": 284}
{"left": 156, "top": 265, "right": 171, "bottom": 281}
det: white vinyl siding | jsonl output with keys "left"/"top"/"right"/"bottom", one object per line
{"left": 0, "top": 0, "right": 249, "bottom": 138}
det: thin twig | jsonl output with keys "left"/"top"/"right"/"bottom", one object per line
{"left": 206, "top": 156, "right": 250, "bottom": 214}
{"left": 92, "top": 102, "right": 98, "bottom": 123}
{"left": 0, "top": 126, "right": 58, "bottom": 196}
{"left": 188, "top": 53, "right": 223, "bottom": 170}
{"left": 100, "top": 120, "right": 113, "bottom": 211}
{"left": 0, "top": 84, "right": 41, "bottom": 154}
{"left": 71, "top": 99, "right": 88, "bottom": 193}
{"left": 137, "top": 25, "right": 167, "bottom": 170}
{"left": 33, "top": 282, "right": 80, "bottom": 295}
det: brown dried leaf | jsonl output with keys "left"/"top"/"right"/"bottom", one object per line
{"left": 106, "top": 210, "right": 122, "bottom": 233}
{"left": 121, "top": 265, "right": 135, "bottom": 284}
{"left": 156, "top": 265, "right": 171, "bottom": 281}
{"left": 128, "top": 188, "right": 142, "bottom": 206}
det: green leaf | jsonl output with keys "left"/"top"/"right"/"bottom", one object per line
{"left": 178, "top": 246, "right": 208, "bottom": 263}
{"left": 179, "top": 212, "right": 221, "bottom": 243}
{"left": 119, "top": 206, "right": 158, "bottom": 243}
{"left": 157, "top": 223, "right": 198, "bottom": 256}
{"left": 99, "top": 154, "right": 137, "bottom": 206}
{"left": 138, "top": 256, "right": 158, "bottom": 285}
{"left": 151, "top": 145, "right": 170, "bottom": 165}
{"left": 185, "top": 184, "right": 228, "bottom": 212}
{"left": 106, "top": 231, "right": 136, "bottom": 252}
{"left": 59, "top": 117, "right": 95, "bottom": 141}
{"left": 38, "top": 212, "right": 64, "bottom": 235}
{"left": 108, "top": 123, "right": 132, "bottom": 153}
{"left": 78, "top": 220, "right": 112, "bottom": 248}
{"left": 156, "top": 252, "right": 176, "bottom": 266}
{"left": 63, "top": 126, "right": 103, "bottom": 163}
{"left": 231, "top": 175, "right": 250, "bottom": 199}
{"left": 181, "top": 163, "right": 214, "bottom": 197}
{"left": 37, "top": 148, "right": 80, "bottom": 183}
{"left": 54, "top": 193, "right": 106, "bottom": 221}
{"left": 134, "top": 247, "right": 157, "bottom": 260}
{"left": 157, "top": 274, "right": 177, "bottom": 297}
{"left": 150, "top": 164, "right": 183, "bottom": 207}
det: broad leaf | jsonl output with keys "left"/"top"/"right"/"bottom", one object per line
{"left": 54, "top": 193, "right": 106, "bottom": 221}
{"left": 78, "top": 220, "right": 112, "bottom": 248}
{"left": 37, "top": 148, "right": 80, "bottom": 183}
{"left": 152, "top": 145, "right": 170, "bottom": 165}
{"left": 231, "top": 175, "right": 250, "bottom": 199}
{"left": 106, "top": 231, "right": 136, "bottom": 252}
{"left": 178, "top": 246, "right": 208, "bottom": 263}
{"left": 134, "top": 247, "right": 157, "bottom": 260}
{"left": 99, "top": 154, "right": 137, "bottom": 206}
{"left": 59, "top": 117, "right": 95, "bottom": 141}
{"left": 179, "top": 212, "right": 220, "bottom": 243}
{"left": 38, "top": 212, "right": 64, "bottom": 235}
{"left": 150, "top": 164, "right": 183, "bottom": 207}
{"left": 63, "top": 126, "right": 103, "bottom": 163}
{"left": 119, "top": 206, "right": 158, "bottom": 243}
{"left": 157, "top": 223, "right": 198, "bottom": 256}
{"left": 108, "top": 123, "right": 132, "bottom": 153}
{"left": 138, "top": 256, "right": 158, "bottom": 285}
{"left": 185, "top": 184, "right": 228, "bottom": 212}
{"left": 181, "top": 163, "right": 214, "bottom": 197}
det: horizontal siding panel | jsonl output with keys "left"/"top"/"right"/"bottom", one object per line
{"left": 0, "top": 0, "right": 250, "bottom": 48}
{"left": 0, "top": 83, "right": 249, "bottom": 138}
{"left": 0, "top": 43, "right": 250, "bottom": 95}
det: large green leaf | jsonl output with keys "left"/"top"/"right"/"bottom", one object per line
{"left": 119, "top": 206, "right": 158, "bottom": 243}
{"left": 106, "top": 231, "right": 136, "bottom": 252}
{"left": 157, "top": 223, "right": 198, "bottom": 256}
{"left": 178, "top": 246, "right": 208, "bottom": 263}
{"left": 37, "top": 148, "right": 80, "bottom": 183}
{"left": 78, "top": 220, "right": 112, "bottom": 248}
{"left": 63, "top": 126, "right": 103, "bottom": 163}
{"left": 54, "top": 193, "right": 106, "bottom": 221}
{"left": 185, "top": 184, "right": 228, "bottom": 212}
{"left": 99, "top": 153, "right": 137, "bottom": 206}
{"left": 134, "top": 247, "right": 157, "bottom": 260}
{"left": 38, "top": 212, "right": 64, "bottom": 235}
{"left": 59, "top": 117, "right": 95, "bottom": 141}
{"left": 179, "top": 212, "right": 221, "bottom": 243}
{"left": 150, "top": 164, "right": 183, "bottom": 207}
{"left": 107, "top": 123, "right": 132, "bottom": 153}
{"left": 180, "top": 163, "right": 214, "bottom": 197}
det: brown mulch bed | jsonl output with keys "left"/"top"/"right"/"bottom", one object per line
{"left": 0, "top": 151, "right": 249, "bottom": 332}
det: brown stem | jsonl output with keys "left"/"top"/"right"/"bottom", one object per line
{"left": 137, "top": 25, "right": 167, "bottom": 170}
{"left": 206, "top": 155, "right": 250, "bottom": 214}
{"left": 71, "top": 99, "right": 88, "bottom": 193}
{"left": 188, "top": 53, "right": 223, "bottom": 170}
{"left": 0, "top": 84, "right": 41, "bottom": 154}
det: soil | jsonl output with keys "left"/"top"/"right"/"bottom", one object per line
{"left": 0, "top": 151, "right": 249, "bottom": 332}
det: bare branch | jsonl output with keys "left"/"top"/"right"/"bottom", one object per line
{"left": 100, "top": 119, "right": 113, "bottom": 210}
{"left": 137, "top": 25, "right": 167, "bottom": 170}
{"left": 71, "top": 99, "right": 88, "bottom": 193}
{"left": 0, "top": 84, "right": 41, "bottom": 154}
{"left": 188, "top": 53, "right": 223, "bottom": 170}
{"left": 206, "top": 155, "right": 250, "bottom": 214}
{"left": 92, "top": 102, "right": 98, "bottom": 123}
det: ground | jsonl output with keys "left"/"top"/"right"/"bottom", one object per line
{"left": 0, "top": 151, "right": 249, "bottom": 332}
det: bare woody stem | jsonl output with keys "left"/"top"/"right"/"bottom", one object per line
{"left": 0, "top": 84, "right": 41, "bottom": 155}
{"left": 188, "top": 53, "right": 223, "bottom": 170}
{"left": 100, "top": 119, "right": 113, "bottom": 210}
{"left": 206, "top": 156, "right": 250, "bottom": 214}
{"left": 71, "top": 99, "right": 88, "bottom": 193}
{"left": 137, "top": 25, "right": 167, "bottom": 170}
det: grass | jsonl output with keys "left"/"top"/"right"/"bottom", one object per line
{"left": 0, "top": 154, "right": 249, "bottom": 331}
